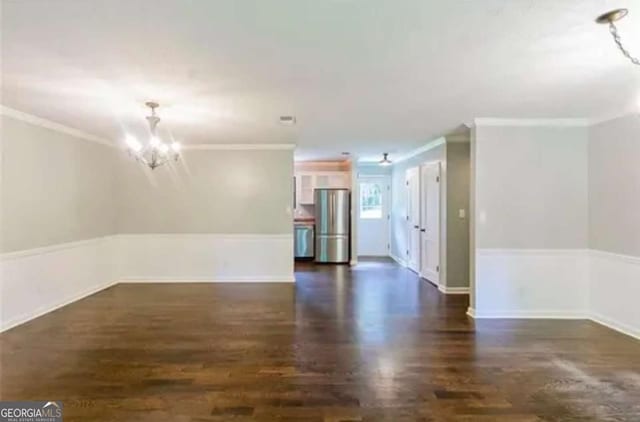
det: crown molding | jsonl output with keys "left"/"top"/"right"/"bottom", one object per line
{"left": 588, "top": 109, "right": 639, "bottom": 126}
{"left": 1, "top": 105, "right": 296, "bottom": 151}
{"left": 474, "top": 118, "right": 590, "bottom": 127}
{"left": 182, "top": 144, "right": 296, "bottom": 150}
{"left": 1, "top": 105, "right": 116, "bottom": 147}
{"left": 393, "top": 137, "right": 446, "bottom": 164}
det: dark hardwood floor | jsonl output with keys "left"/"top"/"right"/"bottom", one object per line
{"left": 1, "top": 258, "right": 639, "bottom": 421}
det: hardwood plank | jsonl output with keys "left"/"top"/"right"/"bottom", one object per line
{"left": 1, "top": 257, "right": 639, "bottom": 421}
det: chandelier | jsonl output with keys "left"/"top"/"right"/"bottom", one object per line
{"left": 596, "top": 9, "right": 639, "bottom": 66}
{"left": 125, "top": 102, "right": 181, "bottom": 169}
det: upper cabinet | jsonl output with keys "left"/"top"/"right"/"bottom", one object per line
{"left": 295, "top": 171, "right": 350, "bottom": 206}
{"left": 299, "top": 173, "right": 315, "bottom": 205}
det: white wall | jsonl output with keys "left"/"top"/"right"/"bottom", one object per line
{"left": 113, "top": 148, "right": 295, "bottom": 282}
{"left": 471, "top": 117, "right": 639, "bottom": 339}
{"left": 472, "top": 122, "right": 589, "bottom": 317}
{"left": 113, "top": 234, "right": 293, "bottom": 282}
{"left": 1, "top": 114, "right": 118, "bottom": 331}
{"left": 588, "top": 115, "right": 640, "bottom": 338}
{"left": 588, "top": 115, "right": 640, "bottom": 257}
{"left": 0, "top": 111, "right": 295, "bottom": 332}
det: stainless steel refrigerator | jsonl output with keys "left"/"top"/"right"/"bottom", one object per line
{"left": 314, "top": 188, "right": 350, "bottom": 263}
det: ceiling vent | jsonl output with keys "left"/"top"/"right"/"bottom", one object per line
{"left": 279, "top": 115, "right": 296, "bottom": 125}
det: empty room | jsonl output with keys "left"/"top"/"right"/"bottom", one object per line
{"left": 1, "top": 1, "right": 639, "bottom": 421}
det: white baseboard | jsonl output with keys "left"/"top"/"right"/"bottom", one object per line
{"left": 467, "top": 309, "right": 639, "bottom": 340}
{"left": 114, "top": 233, "right": 294, "bottom": 283}
{"left": 1, "top": 236, "right": 117, "bottom": 332}
{"left": 474, "top": 248, "right": 589, "bottom": 319}
{"left": 389, "top": 253, "right": 407, "bottom": 267}
{"left": 1, "top": 280, "right": 117, "bottom": 333}
{"left": 469, "top": 248, "right": 640, "bottom": 340}
{"left": 469, "top": 310, "right": 587, "bottom": 319}
{"left": 590, "top": 312, "right": 640, "bottom": 340}
{"left": 119, "top": 276, "right": 295, "bottom": 283}
{"left": 589, "top": 249, "right": 640, "bottom": 340}
{"left": 1, "top": 233, "right": 295, "bottom": 332}
{"left": 438, "top": 285, "right": 470, "bottom": 295}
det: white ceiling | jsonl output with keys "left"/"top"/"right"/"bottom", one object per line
{"left": 2, "top": 0, "right": 639, "bottom": 161}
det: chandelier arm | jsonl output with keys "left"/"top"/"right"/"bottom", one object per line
{"left": 609, "top": 22, "right": 640, "bottom": 66}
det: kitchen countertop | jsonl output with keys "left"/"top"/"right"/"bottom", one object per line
{"left": 294, "top": 218, "right": 315, "bottom": 225}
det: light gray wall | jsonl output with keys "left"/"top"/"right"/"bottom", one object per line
{"left": 469, "top": 128, "right": 477, "bottom": 308}
{"left": 445, "top": 141, "right": 470, "bottom": 288}
{"left": 474, "top": 125, "right": 589, "bottom": 249}
{"left": 589, "top": 114, "right": 640, "bottom": 257}
{"left": 390, "top": 140, "right": 446, "bottom": 280}
{"left": 115, "top": 149, "right": 293, "bottom": 234}
{"left": 1, "top": 116, "right": 116, "bottom": 252}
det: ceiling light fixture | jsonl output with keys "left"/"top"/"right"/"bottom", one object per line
{"left": 125, "top": 102, "right": 181, "bottom": 170}
{"left": 596, "top": 9, "right": 639, "bottom": 66}
{"left": 379, "top": 153, "right": 392, "bottom": 166}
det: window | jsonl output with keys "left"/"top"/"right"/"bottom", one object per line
{"left": 360, "top": 182, "right": 383, "bottom": 219}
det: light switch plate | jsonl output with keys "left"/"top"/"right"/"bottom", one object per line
{"left": 458, "top": 209, "right": 466, "bottom": 219}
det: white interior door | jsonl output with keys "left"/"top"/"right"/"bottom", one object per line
{"left": 357, "top": 176, "right": 390, "bottom": 256}
{"left": 420, "top": 162, "right": 441, "bottom": 284}
{"left": 406, "top": 167, "right": 421, "bottom": 273}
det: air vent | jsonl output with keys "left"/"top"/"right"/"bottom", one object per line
{"left": 279, "top": 115, "right": 296, "bottom": 125}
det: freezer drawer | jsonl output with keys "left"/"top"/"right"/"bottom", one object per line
{"left": 294, "top": 224, "right": 314, "bottom": 258}
{"left": 315, "top": 234, "right": 349, "bottom": 263}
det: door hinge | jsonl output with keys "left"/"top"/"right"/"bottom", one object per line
{"left": 406, "top": 181, "right": 409, "bottom": 186}
{"left": 387, "top": 243, "right": 390, "bottom": 250}
{"left": 436, "top": 265, "right": 440, "bottom": 272}
{"left": 436, "top": 176, "right": 440, "bottom": 182}
{"left": 406, "top": 249, "right": 409, "bottom": 255}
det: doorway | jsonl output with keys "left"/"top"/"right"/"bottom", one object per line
{"left": 406, "top": 167, "right": 421, "bottom": 272}
{"left": 405, "top": 163, "right": 441, "bottom": 283}
{"left": 357, "top": 176, "right": 390, "bottom": 256}
{"left": 420, "top": 162, "right": 441, "bottom": 285}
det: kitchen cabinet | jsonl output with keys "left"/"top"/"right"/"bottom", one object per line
{"left": 295, "top": 171, "right": 350, "bottom": 206}
{"left": 299, "top": 174, "right": 315, "bottom": 205}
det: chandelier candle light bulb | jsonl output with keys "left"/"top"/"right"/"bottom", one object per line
{"left": 125, "top": 135, "right": 142, "bottom": 152}
{"left": 124, "top": 102, "right": 181, "bottom": 169}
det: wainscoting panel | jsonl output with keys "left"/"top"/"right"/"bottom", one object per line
{"left": 1, "top": 237, "right": 117, "bottom": 332}
{"left": 474, "top": 249, "right": 589, "bottom": 318}
{"left": 114, "top": 234, "right": 295, "bottom": 282}
{"left": 589, "top": 250, "right": 640, "bottom": 339}
{"left": 1, "top": 233, "right": 294, "bottom": 332}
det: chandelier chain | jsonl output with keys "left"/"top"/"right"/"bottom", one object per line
{"left": 609, "top": 22, "right": 640, "bottom": 66}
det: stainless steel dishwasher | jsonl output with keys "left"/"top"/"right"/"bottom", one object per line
{"left": 294, "top": 223, "right": 315, "bottom": 259}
